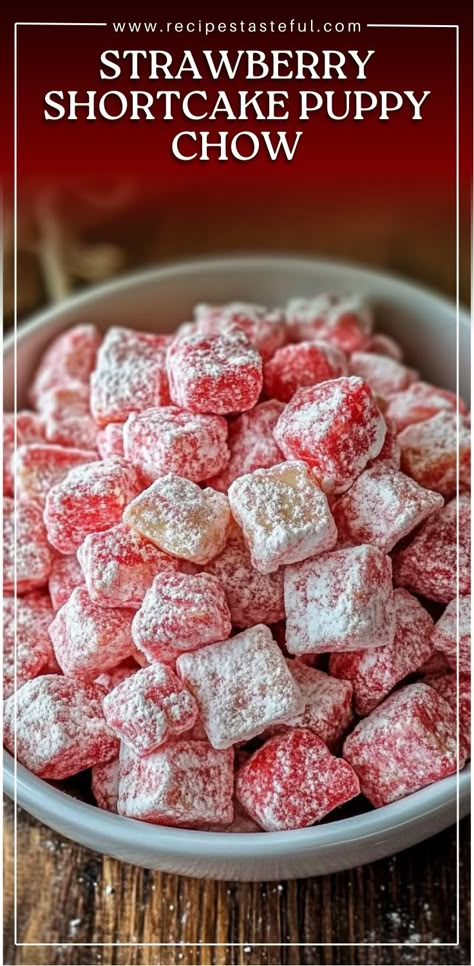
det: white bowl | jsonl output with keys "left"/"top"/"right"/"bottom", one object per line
{"left": 3, "top": 254, "right": 470, "bottom": 881}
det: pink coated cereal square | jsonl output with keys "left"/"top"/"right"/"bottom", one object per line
{"left": 236, "top": 728, "right": 360, "bottom": 831}
{"left": 3, "top": 675, "right": 119, "bottom": 780}
{"left": 343, "top": 682, "right": 467, "bottom": 807}
{"left": 14, "top": 443, "right": 97, "bottom": 504}
{"left": 123, "top": 473, "right": 231, "bottom": 565}
{"left": 274, "top": 663, "right": 354, "bottom": 750}
{"left": 285, "top": 294, "right": 373, "bottom": 352}
{"left": 3, "top": 496, "right": 53, "bottom": 594}
{"left": 284, "top": 545, "right": 395, "bottom": 655}
{"left": 30, "top": 324, "right": 101, "bottom": 405}
{"left": 333, "top": 464, "right": 444, "bottom": 553}
{"left": 431, "top": 596, "right": 470, "bottom": 675}
{"left": 123, "top": 406, "right": 230, "bottom": 483}
{"left": 393, "top": 496, "right": 470, "bottom": 603}
{"left": 117, "top": 740, "right": 234, "bottom": 827}
{"left": 424, "top": 672, "right": 471, "bottom": 754}
{"left": 228, "top": 460, "right": 337, "bottom": 573}
{"left": 132, "top": 571, "right": 232, "bottom": 663}
{"left": 103, "top": 663, "right": 198, "bottom": 755}
{"left": 48, "top": 586, "right": 135, "bottom": 680}
{"left": 77, "top": 524, "right": 179, "bottom": 609}
{"left": 44, "top": 457, "right": 142, "bottom": 554}
{"left": 274, "top": 377, "right": 386, "bottom": 493}
{"left": 194, "top": 301, "right": 286, "bottom": 362}
{"left": 329, "top": 588, "right": 434, "bottom": 715}
{"left": 48, "top": 554, "right": 85, "bottom": 610}
{"left": 398, "top": 411, "right": 470, "bottom": 497}
{"left": 3, "top": 411, "right": 46, "bottom": 496}
{"left": 39, "top": 384, "right": 99, "bottom": 451}
{"left": 385, "top": 381, "right": 466, "bottom": 432}
{"left": 176, "top": 624, "right": 303, "bottom": 749}
{"left": 90, "top": 327, "right": 171, "bottom": 426}
{"left": 167, "top": 331, "right": 263, "bottom": 415}
{"left": 205, "top": 524, "right": 285, "bottom": 628}
{"left": 263, "top": 341, "right": 347, "bottom": 403}
{"left": 349, "top": 351, "right": 418, "bottom": 398}
{"left": 3, "top": 592, "right": 57, "bottom": 698}
{"left": 206, "top": 400, "right": 284, "bottom": 493}
{"left": 92, "top": 757, "right": 120, "bottom": 812}
{"left": 365, "top": 333, "right": 403, "bottom": 361}
{"left": 97, "top": 422, "right": 125, "bottom": 459}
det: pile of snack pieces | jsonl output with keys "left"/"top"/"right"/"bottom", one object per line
{"left": 3, "top": 293, "right": 471, "bottom": 833}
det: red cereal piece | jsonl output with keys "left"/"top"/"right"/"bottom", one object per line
{"left": 123, "top": 406, "right": 230, "bottom": 483}
{"left": 90, "top": 327, "right": 171, "bottom": 426}
{"left": 285, "top": 545, "right": 395, "bottom": 655}
{"left": 205, "top": 524, "right": 285, "bottom": 628}
{"left": 117, "top": 740, "right": 234, "bottom": 826}
{"left": 123, "top": 474, "right": 231, "bottom": 565}
{"left": 97, "top": 422, "right": 125, "bottom": 459}
{"left": 194, "top": 301, "right": 286, "bottom": 362}
{"left": 103, "top": 663, "right": 198, "bottom": 755}
{"left": 286, "top": 294, "right": 373, "bottom": 352}
{"left": 14, "top": 443, "right": 97, "bottom": 503}
{"left": 77, "top": 524, "right": 179, "bottom": 609}
{"left": 49, "top": 586, "right": 135, "bottom": 680}
{"left": 92, "top": 757, "right": 120, "bottom": 811}
{"left": 132, "top": 570, "right": 231, "bottom": 663}
{"left": 177, "top": 624, "right": 303, "bottom": 749}
{"left": 398, "top": 411, "right": 470, "bottom": 497}
{"left": 385, "top": 381, "right": 466, "bottom": 432}
{"left": 431, "top": 596, "right": 470, "bottom": 675}
{"left": 236, "top": 729, "right": 360, "bottom": 831}
{"left": 365, "top": 333, "right": 404, "bottom": 361}
{"left": 367, "top": 420, "right": 401, "bottom": 471}
{"left": 44, "top": 457, "right": 142, "bottom": 553}
{"left": 268, "top": 663, "right": 354, "bottom": 750}
{"left": 424, "top": 672, "right": 471, "bottom": 753}
{"left": 333, "top": 464, "right": 444, "bottom": 553}
{"left": 3, "top": 675, "right": 119, "bottom": 779}
{"left": 3, "top": 411, "right": 46, "bottom": 496}
{"left": 30, "top": 324, "right": 101, "bottom": 404}
{"left": 3, "top": 593, "right": 57, "bottom": 698}
{"left": 349, "top": 351, "right": 417, "bottom": 397}
{"left": 48, "top": 554, "right": 85, "bottom": 610}
{"left": 263, "top": 341, "right": 347, "bottom": 403}
{"left": 206, "top": 400, "right": 284, "bottom": 492}
{"left": 343, "top": 682, "right": 466, "bottom": 807}
{"left": 393, "top": 495, "right": 470, "bottom": 603}
{"left": 3, "top": 496, "right": 53, "bottom": 594}
{"left": 228, "top": 461, "right": 337, "bottom": 573}
{"left": 274, "top": 377, "right": 386, "bottom": 493}
{"left": 329, "top": 589, "right": 434, "bottom": 715}
{"left": 39, "top": 384, "right": 98, "bottom": 450}
{"left": 167, "top": 331, "right": 263, "bottom": 415}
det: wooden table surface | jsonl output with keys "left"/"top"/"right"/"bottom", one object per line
{"left": 4, "top": 187, "right": 471, "bottom": 966}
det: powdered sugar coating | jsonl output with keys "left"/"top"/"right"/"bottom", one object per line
{"left": 14, "top": 443, "right": 97, "bottom": 504}
{"left": 3, "top": 675, "right": 119, "bottom": 779}
{"left": 97, "top": 422, "right": 125, "bottom": 459}
{"left": 91, "top": 757, "right": 120, "bottom": 811}
{"left": 263, "top": 341, "right": 347, "bottom": 403}
{"left": 123, "top": 474, "right": 231, "bottom": 565}
{"left": 343, "top": 683, "right": 467, "bottom": 807}
{"left": 236, "top": 728, "right": 360, "bottom": 831}
{"left": 48, "top": 554, "right": 85, "bottom": 610}
{"left": 117, "top": 740, "right": 234, "bottom": 826}
{"left": 123, "top": 406, "right": 230, "bottom": 483}
{"left": 398, "top": 411, "right": 470, "bottom": 497}
{"left": 3, "top": 593, "right": 57, "bottom": 698}
{"left": 349, "top": 352, "right": 417, "bottom": 398}
{"left": 77, "top": 524, "right": 179, "bottom": 609}
{"left": 274, "top": 377, "right": 386, "bottom": 493}
{"left": 49, "top": 586, "right": 135, "bottom": 680}
{"left": 194, "top": 301, "right": 286, "bottom": 362}
{"left": 167, "top": 331, "right": 263, "bottom": 414}
{"left": 205, "top": 524, "right": 285, "bottom": 628}
{"left": 3, "top": 411, "right": 46, "bottom": 496}
{"left": 90, "top": 327, "right": 171, "bottom": 426}
{"left": 177, "top": 625, "right": 304, "bottom": 749}
{"left": 3, "top": 497, "right": 53, "bottom": 594}
{"left": 30, "top": 324, "right": 101, "bottom": 404}
{"left": 228, "top": 461, "right": 337, "bottom": 573}
{"left": 333, "top": 464, "right": 444, "bottom": 553}
{"left": 132, "top": 571, "right": 232, "bottom": 663}
{"left": 206, "top": 400, "right": 285, "bottom": 492}
{"left": 431, "top": 596, "right": 470, "bottom": 675}
{"left": 285, "top": 545, "right": 395, "bottom": 654}
{"left": 393, "top": 495, "right": 470, "bottom": 603}
{"left": 103, "top": 663, "right": 198, "bottom": 755}
{"left": 367, "top": 421, "right": 401, "bottom": 471}
{"left": 268, "top": 663, "right": 354, "bottom": 750}
{"left": 286, "top": 294, "right": 373, "bottom": 352}
{"left": 39, "top": 383, "right": 99, "bottom": 451}
{"left": 385, "top": 381, "right": 466, "bottom": 432}
{"left": 44, "top": 457, "right": 142, "bottom": 553}
{"left": 329, "top": 588, "right": 434, "bottom": 715}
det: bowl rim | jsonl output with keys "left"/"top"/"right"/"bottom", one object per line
{"left": 4, "top": 251, "right": 470, "bottom": 854}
